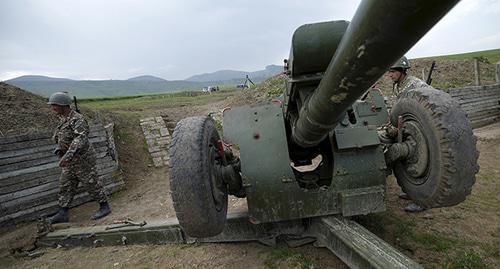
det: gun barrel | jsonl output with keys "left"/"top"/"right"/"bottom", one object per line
{"left": 292, "top": 0, "right": 460, "bottom": 148}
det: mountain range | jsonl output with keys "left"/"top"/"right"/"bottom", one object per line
{"left": 5, "top": 65, "right": 283, "bottom": 98}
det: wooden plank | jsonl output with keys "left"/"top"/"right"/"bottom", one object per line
{"left": 451, "top": 87, "right": 500, "bottom": 95}
{"left": 468, "top": 106, "right": 500, "bottom": 116}
{"left": 0, "top": 162, "right": 59, "bottom": 180}
{"left": 0, "top": 176, "right": 121, "bottom": 216}
{"left": 0, "top": 181, "right": 59, "bottom": 203}
{"left": 89, "top": 125, "right": 105, "bottom": 133}
{"left": 448, "top": 86, "right": 500, "bottom": 96}
{"left": 92, "top": 141, "right": 108, "bottom": 148}
{"left": 0, "top": 149, "right": 53, "bottom": 166}
{"left": 0, "top": 182, "right": 124, "bottom": 225}
{"left": 461, "top": 100, "right": 500, "bottom": 110}
{"left": 89, "top": 136, "right": 107, "bottom": 144}
{"left": 0, "top": 173, "right": 118, "bottom": 210}
{"left": 0, "top": 158, "right": 116, "bottom": 187}
{"left": 463, "top": 104, "right": 500, "bottom": 114}
{"left": 0, "top": 144, "right": 55, "bottom": 159}
{"left": 1, "top": 176, "right": 120, "bottom": 216}
{"left": 449, "top": 85, "right": 500, "bottom": 95}
{"left": 455, "top": 94, "right": 500, "bottom": 105}
{"left": 0, "top": 133, "right": 51, "bottom": 145}
{"left": 89, "top": 130, "right": 107, "bottom": 138}
{"left": 0, "top": 138, "right": 54, "bottom": 152}
{"left": 0, "top": 174, "right": 59, "bottom": 195}
{"left": 471, "top": 115, "right": 500, "bottom": 129}
{"left": 0, "top": 167, "right": 60, "bottom": 187}
{"left": 0, "top": 155, "right": 59, "bottom": 173}
{"left": 468, "top": 108, "right": 500, "bottom": 120}
{"left": 0, "top": 144, "right": 108, "bottom": 166}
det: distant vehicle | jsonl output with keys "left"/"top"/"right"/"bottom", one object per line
{"left": 202, "top": 86, "right": 219, "bottom": 93}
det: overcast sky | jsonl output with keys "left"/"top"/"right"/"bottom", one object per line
{"left": 1, "top": 0, "right": 499, "bottom": 81}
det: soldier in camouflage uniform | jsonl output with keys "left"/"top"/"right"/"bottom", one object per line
{"left": 387, "top": 56, "right": 428, "bottom": 213}
{"left": 388, "top": 56, "right": 428, "bottom": 96}
{"left": 47, "top": 92, "right": 111, "bottom": 224}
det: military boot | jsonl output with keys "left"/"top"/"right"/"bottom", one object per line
{"left": 48, "top": 207, "right": 69, "bottom": 224}
{"left": 91, "top": 202, "right": 111, "bottom": 220}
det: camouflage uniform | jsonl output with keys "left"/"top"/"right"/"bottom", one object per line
{"left": 393, "top": 75, "right": 428, "bottom": 97}
{"left": 53, "top": 110, "right": 107, "bottom": 208}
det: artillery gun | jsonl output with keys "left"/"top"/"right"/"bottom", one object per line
{"left": 170, "top": 0, "right": 477, "bottom": 237}
{"left": 41, "top": 0, "right": 478, "bottom": 267}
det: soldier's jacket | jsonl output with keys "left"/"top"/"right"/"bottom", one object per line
{"left": 52, "top": 110, "right": 93, "bottom": 163}
{"left": 394, "top": 75, "right": 428, "bottom": 97}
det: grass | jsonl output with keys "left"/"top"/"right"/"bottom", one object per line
{"left": 419, "top": 48, "right": 500, "bottom": 64}
{"left": 80, "top": 89, "right": 238, "bottom": 113}
{"left": 264, "top": 246, "right": 314, "bottom": 269}
{"left": 445, "top": 249, "right": 490, "bottom": 269}
{"left": 358, "top": 208, "right": 499, "bottom": 266}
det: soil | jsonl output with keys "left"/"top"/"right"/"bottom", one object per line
{"left": 0, "top": 82, "right": 97, "bottom": 136}
{"left": 1, "top": 81, "right": 499, "bottom": 268}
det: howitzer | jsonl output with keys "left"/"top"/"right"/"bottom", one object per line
{"left": 169, "top": 0, "right": 478, "bottom": 239}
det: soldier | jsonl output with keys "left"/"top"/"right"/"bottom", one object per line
{"left": 47, "top": 92, "right": 111, "bottom": 224}
{"left": 388, "top": 56, "right": 428, "bottom": 96}
{"left": 387, "top": 56, "right": 428, "bottom": 213}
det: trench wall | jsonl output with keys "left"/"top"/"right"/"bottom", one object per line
{"left": 0, "top": 123, "right": 123, "bottom": 225}
{"left": 449, "top": 84, "right": 500, "bottom": 128}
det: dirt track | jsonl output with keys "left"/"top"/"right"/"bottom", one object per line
{"left": 1, "top": 100, "right": 499, "bottom": 268}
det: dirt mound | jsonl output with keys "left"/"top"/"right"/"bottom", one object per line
{"left": 0, "top": 82, "right": 60, "bottom": 136}
{"left": 0, "top": 82, "right": 96, "bottom": 137}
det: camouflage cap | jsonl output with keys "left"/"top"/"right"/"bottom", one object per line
{"left": 47, "top": 92, "right": 72, "bottom": 106}
{"left": 390, "top": 56, "right": 411, "bottom": 70}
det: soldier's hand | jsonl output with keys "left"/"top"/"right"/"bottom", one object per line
{"left": 59, "top": 159, "right": 69, "bottom": 167}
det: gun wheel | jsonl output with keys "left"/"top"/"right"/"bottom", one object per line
{"left": 169, "top": 116, "right": 228, "bottom": 237}
{"left": 390, "top": 87, "right": 479, "bottom": 208}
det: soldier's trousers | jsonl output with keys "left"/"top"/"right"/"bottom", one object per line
{"left": 58, "top": 151, "right": 108, "bottom": 208}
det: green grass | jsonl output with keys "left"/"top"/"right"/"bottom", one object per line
{"left": 420, "top": 48, "right": 500, "bottom": 64}
{"left": 264, "top": 246, "right": 314, "bottom": 269}
{"left": 445, "top": 249, "right": 490, "bottom": 269}
{"left": 358, "top": 211, "right": 499, "bottom": 268}
{"left": 80, "top": 89, "right": 238, "bottom": 113}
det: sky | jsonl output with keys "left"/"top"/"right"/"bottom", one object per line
{"left": 1, "top": 0, "right": 499, "bottom": 81}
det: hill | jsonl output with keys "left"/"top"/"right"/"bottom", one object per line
{"left": 7, "top": 75, "right": 73, "bottom": 82}
{"left": 4, "top": 80, "right": 208, "bottom": 98}
{"left": 5, "top": 65, "right": 283, "bottom": 98}
{"left": 185, "top": 65, "right": 282, "bottom": 82}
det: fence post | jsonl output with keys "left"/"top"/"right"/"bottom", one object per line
{"left": 473, "top": 58, "right": 481, "bottom": 86}
{"left": 421, "top": 69, "right": 426, "bottom": 80}
{"left": 496, "top": 62, "right": 500, "bottom": 85}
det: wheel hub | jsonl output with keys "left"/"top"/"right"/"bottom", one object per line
{"left": 209, "top": 144, "right": 226, "bottom": 211}
{"left": 401, "top": 120, "right": 430, "bottom": 183}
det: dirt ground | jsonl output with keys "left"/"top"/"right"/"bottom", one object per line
{"left": 1, "top": 89, "right": 499, "bottom": 268}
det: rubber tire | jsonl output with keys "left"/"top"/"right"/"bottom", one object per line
{"left": 390, "top": 87, "right": 479, "bottom": 208}
{"left": 169, "top": 116, "right": 228, "bottom": 237}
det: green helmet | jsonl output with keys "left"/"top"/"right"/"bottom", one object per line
{"left": 47, "top": 92, "right": 72, "bottom": 106}
{"left": 390, "top": 56, "right": 411, "bottom": 70}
